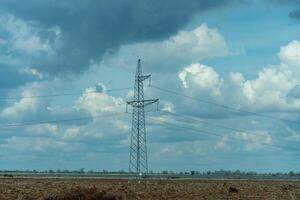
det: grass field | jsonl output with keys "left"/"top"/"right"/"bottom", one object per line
{"left": 1, "top": 177, "right": 300, "bottom": 199}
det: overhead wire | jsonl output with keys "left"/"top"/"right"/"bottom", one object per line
{"left": 147, "top": 116, "right": 291, "bottom": 150}
{"left": 150, "top": 85, "right": 300, "bottom": 125}
{"left": 0, "top": 89, "right": 158, "bottom": 129}
{"left": 155, "top": 109, "right": 300, "bottom": 148}
{"left": 0, "top": 87, "right": 132, "bottom": 101}
{"left": 0, "top": 112, "right": 128, "bottom": 129}
{"left": 0, "top": 83, "right": 297, "bottom": 150}
{"left": 158, "top": 110, "right": 271, "bottom": 138}
{"left": 0, "top": 109, "right": 159, "bottom": 129}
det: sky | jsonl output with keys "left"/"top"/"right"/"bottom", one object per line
{"left": 1, "top": 0, "right": 300, "bottom": 173}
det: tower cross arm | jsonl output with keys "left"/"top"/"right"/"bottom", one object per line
{"left": 127, "top": 99, "right": 159, "bottom": 107}
{"left": 137, "top": 75, "right": 151, "bottom": 82}
{"left": 143, "top": 99, "right": 159, "bottom": 107}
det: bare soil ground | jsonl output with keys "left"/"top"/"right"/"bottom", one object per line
{"left": 0, "top": 178, "right": 300, "bottom": 200}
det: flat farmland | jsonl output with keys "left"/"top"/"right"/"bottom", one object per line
{"left": 1, "top": 178, "right": 300, "bottom": 200}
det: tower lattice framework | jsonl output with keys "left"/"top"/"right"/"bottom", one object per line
{"left": 127, "top": 59, "right": 158, "bottom": 174}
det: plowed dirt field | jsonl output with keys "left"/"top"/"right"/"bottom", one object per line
{"left": 1, "top": 178, "right": 300, "bottom": 199}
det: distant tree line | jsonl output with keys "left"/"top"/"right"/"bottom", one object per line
{"left": 0, "top": 169, "right": 299, "bottom": 177}
{"left": 158, "top": 170, "right": 300, "bottom": 177}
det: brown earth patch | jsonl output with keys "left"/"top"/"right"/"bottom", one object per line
{"left": 1, "top": 178, "right": 300, "bottom": 200}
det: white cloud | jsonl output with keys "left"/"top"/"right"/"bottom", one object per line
{"left": 101, "top": 24, "right": 228, "bottom": 71}
{"left": 25, "top": 124, "right": 59, "bottom": 136}
{"left": 279, "top": 40, "right": 300, "bottom": 68}
{"left": 179, "top": 63, "right": 223, "bottom": 96}
{"left": 13, "top": 35, "right": 50, "bottom": 55}
{"left": 113, "top": 120, "right": 130, "bottom": 132}
{"left": 216, "top": 135, "right": 229, "bottom": 150}
{"left": 1, "top": 17, "right": 300, "bottom": 171}
{"left": 142, "top": 24, "right": 228, "bottom": 63}
{"left": 0, "top": 136, "right": 69, "bottom": 152}
{"left": 235, "top": 41, "right": 300, "bottom": 111}
{"left": 76, "top": 83, "right": 125, "bottom": 116}
{"left": 1, "top": 82, "right": 50, "bottom": 120}
{"left": 216, "top": 131, "right": 273, "bottom": 152}
{"left": 178, "top": 40, "right": 300, "bottom": 113}
{"left": 153, "top": 141, "right": 206, "bottom": 158}
{"left": 23, "top": 68, "right": 45, "bottom": 79}
{"left": 235, "top": 131, "right": 272, "bottom": 151}
{"left": 161, "top": 101, "right": 176, "bottom": 113}
{"left": 244, "top": 70, "right": 295, "bottom": 108}
{"left": 63, "top": 127, "right": 94, "bottom": 140}
{"left": 0, "top": 14, "right": 53, "bottom": 55}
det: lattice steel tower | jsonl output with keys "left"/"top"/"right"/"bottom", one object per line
{"left": 127, "top": 59, "right": 159, "bottom": 174}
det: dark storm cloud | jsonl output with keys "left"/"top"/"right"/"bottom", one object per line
{"left": 268, "top": 0, "right": 300, "bottom": 19}
{"left": 289, "top": 9, "right": 300, "bottom": 19}
{"left": 0, "top": 0, "right": 239, "bottom": 74}
{"left": 268, "top": 0, "right": 300, "bottom": 4}
{"left": 0, "top": 64, "right": 34, "bottom": 89}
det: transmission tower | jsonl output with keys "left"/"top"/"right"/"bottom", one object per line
{"left": 127, "top": 59, "right": 159, "bottom": 175}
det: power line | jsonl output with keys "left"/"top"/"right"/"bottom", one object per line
{"left": 151, "top": 85, "right": 300, "bottom": 125}
{"left": 148, "top": 116, "right": 289, "bottom": 150}
{"left": 0, "top": 112, "right": 127, "bottom": 129}
{"left": 0, "top": 87, "right": 132, "bottom": 101}
{"left": 157, "top": 110, "right": 300, "bottom": 148}
{"left": 158, "top": 110, "right": 270, "bottom": 139}
{"left": 0, "top": 109, "right": 156, "bottom": 129}
{"left": 0, "top": 108, "right": 292, "bottom": 150}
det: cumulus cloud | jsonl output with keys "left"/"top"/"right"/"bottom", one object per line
{"left": 235, "top": 131, "right": 273, "bottom": 151}
{"left": 0, "top": 77, "right": 93, "bottom": 124}
{"left": 179, "top": 63, "right": 223, "bottom": 96}
{"left": 0, "top": 0, "right": 238, "bottom": 74}
{"left": 0, "top": 14, "right": 56, "bottom": 60}
{"left": 2, "top": 35, "right": 298, "bottom": 171}
{"left": 0, "top": 80, "right": 131, "bottom": 169}
{"left": 0, "top": 15, "right": 55, "bottom": 88}
{"left": 279, "top": 40, "right": 300, "bottom": 68}
{"left": 177, "top": 40, "right": 300, "bottom": 114}
{"left": 25, "top": 124, "right": 59, "bottom": 137}
{"left": 1, "top": 1, "right": 300, "bottom": 170}
{"left": 0, "top": 82, "right": 51, "bottom": 120}
{"left": 1, "top": 136, "right": 69, "bottom": 152}
{"left": 153, "top": 141, "right": 207, "bottom": 158}
{"left": 104, "top": 24, "right": 228, "bottom": 72}
{"left": 134, "top": 24, "right": 228, "bottom": 67}
{"left": 161, "top": 101, "right": 176, "bottom": 113}
{"left": 76, "top": 83, "right": 125, "bottom": 116}
{"left": 236, "top": 41, "right": 300, "bottom": 111}
{"left": 216, "top": 130, "right": 273, "bottom": 152}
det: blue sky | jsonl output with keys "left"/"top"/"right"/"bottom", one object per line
{"left": 1, "top": 0, "right": 300, "bottom": 172}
